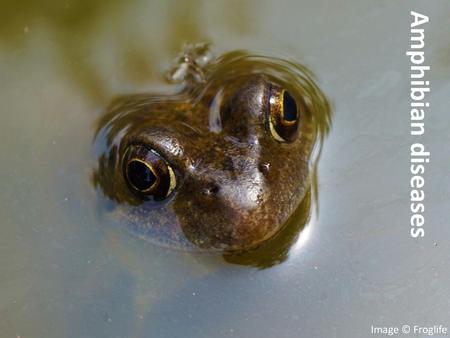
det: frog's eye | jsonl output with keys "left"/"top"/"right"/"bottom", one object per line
{"left": 123, "top": 145, "right": 176, "bottom": 200}
{"left": 267, "top": 85, "right": 300, "bottom": 142}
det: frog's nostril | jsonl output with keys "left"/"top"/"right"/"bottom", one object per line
{"left": 202, "top": 184, "right": 220, "bottom": 196}
{"left": 258, "top": 162, "right": 271, "bottom": 176}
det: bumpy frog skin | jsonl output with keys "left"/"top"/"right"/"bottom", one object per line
{"left": 93, "top": 46, "right": 331, "bottom": 253}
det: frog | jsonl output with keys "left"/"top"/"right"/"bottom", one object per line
{"left": 92, "top": 44, "right": 331, "bottom": 255}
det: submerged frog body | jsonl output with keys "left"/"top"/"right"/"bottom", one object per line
{"left": 93, "top": 45, "right": 331, "bottom": 253}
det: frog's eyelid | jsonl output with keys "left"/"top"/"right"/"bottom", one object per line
{"left": 166, "top": 165, "right": 177, "bottom": 197}
{"left": 269, "top": 118, "right": 287, "bottom": 142}
{"left": 266, "top": 82, "right": 284, "bottom": 142}
{"left": 126, "top": 134, "right": 183, "bottom": 169}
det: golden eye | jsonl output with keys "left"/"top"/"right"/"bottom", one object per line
{"left": 268, "top": 85, "right": 300, "bottom": 142}
{"left": 123, "top": 145, "right": 176, "bottom": 200}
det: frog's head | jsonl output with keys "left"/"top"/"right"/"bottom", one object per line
{"left": 93, "top": 51, "right": 330, "bottom": 252}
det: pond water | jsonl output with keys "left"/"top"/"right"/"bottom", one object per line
{"left": 1, "top": 1, "right": 449, "bottom": 337}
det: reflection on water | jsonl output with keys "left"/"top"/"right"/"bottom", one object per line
{"left": 0, "top": 0, "right": 256, "bottom": 103}
{"left": 92, "top": 44, "right": 331, "bottom": 266}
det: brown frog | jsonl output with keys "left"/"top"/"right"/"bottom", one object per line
{"left": 93, "top": 44, "right": 331, "bottom": 256}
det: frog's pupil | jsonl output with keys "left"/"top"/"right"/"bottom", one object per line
{"left": 127, "top": 160, "right": 156, "bottom": 191}
{"left": 282, "top": 91, "right": 297, "bottom": 121}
